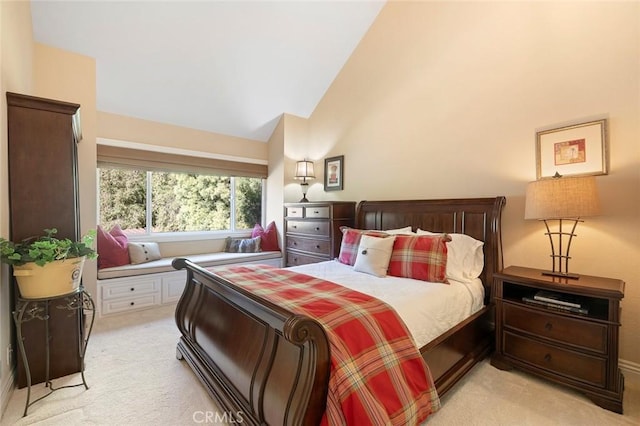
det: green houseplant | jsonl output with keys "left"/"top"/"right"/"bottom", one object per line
{"left": 0, "top": 228, "right": 97, "bottom": 299}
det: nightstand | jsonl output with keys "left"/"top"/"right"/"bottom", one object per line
{"left": 284, "top": 202, "right": 355, "bottom": 266}
{"left": 491, "top": 266, "right": 625, "bottom": 413}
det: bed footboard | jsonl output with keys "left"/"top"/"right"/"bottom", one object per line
{"left": 173, "top": 258, "right": 330, "bottom": 426}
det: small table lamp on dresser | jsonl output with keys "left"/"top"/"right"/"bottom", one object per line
{"left": 294, "top": 159, "right": 315, "bottom": 202}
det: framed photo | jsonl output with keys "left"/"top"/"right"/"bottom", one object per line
{"left": 536, "top": 119, "right": 608, "bottom": 179}
{"left": 324, "top": 155, "right": 344, "bottom": 191}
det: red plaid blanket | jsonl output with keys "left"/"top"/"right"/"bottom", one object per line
{"left": 210, "top": 264, "right": 440, "bottom": 425}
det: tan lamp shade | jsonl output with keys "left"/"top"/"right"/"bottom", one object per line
{"left": 525, "top": 176, "right": 600, "bottom": 220}
{"left": 294, "top": 160, "right": 315, "bottom": 180}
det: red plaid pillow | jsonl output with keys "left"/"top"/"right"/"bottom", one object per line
{"left": 337, "top": 227, "right": 388, "bottom": 266}
{"left": 388, "top": 234, "right": 451, "bottom": 283}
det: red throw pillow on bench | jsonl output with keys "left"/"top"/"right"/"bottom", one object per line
{"left": 251, "top": 221, "right": 280, "bottom": 251}
{"left": 97, "top": 224, "right": 130, "bottom": 269}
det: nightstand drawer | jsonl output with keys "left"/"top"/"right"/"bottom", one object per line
{"left": 286, "top": 251, "right": 327, "bottom": 267}
{"left": 304, "top": 206, "right": 330, "bottom": 218}
{"left": 504, "top": 332, "right": 607, "bottom": 388}
{"left": 504, "top": 303, "right": 607, "bottom": 353}
{"left": 286, "top": 220, "right": 330, "bottom": 236}
{"left": 286, "top": 236, "right": 331, "bottom": 255}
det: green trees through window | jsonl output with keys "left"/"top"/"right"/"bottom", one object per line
{"left": 99, "top": 168, "right": 263, "bottom": 234}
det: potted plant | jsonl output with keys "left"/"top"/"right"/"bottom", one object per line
{"left": 0, "top": 228, "right": 97, "bottom": 299}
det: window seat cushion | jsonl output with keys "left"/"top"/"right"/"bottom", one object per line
{"left": 97, "top": 251, "right": 282, "bottom": 280}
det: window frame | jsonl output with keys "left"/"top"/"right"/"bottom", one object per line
{"left": 97, "top": 168, "right": 266, "bottom": 242}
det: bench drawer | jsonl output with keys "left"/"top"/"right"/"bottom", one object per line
{"left": 102, "top": 293, "right": 161, "bottom": 316}
{"left": 101, "top": 276, "right": 161, "bottom": 300}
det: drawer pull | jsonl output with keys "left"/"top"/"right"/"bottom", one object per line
{"left": 130, "top": 288, "right": 135, "bottom": 292}
{"left": 545, "top": 322, "right": 553, "bottom": 331}
{"left": 293, "top": 225, "right": 297, "bottom": 229}
{"left": 316, "top": 245, "right": 320, "bottom": 249}
{"left": 313, "top": 210, "right": 319, "bottom": 214}
{"left": 544, "top": 354, "right": 552, "bottom": 362}
{"left": 130, "top": 302, "right": 135, "bottom": 306}
{"left": 315, "top": 227, "right": 320, "bottom": 231}
{"left": 293, "top": 241, "right": 297, "bottom": 245}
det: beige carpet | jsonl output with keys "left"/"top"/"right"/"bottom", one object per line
{"left": 1, "top": 304, "right": 638, "bottom": 425}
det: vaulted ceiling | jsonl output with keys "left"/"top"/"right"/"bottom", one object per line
{"left": 30, "top": 1, "right": 385, "bottom": 142}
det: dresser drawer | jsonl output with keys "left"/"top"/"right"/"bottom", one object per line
{"left": 286, "top": 206, "right": 303, "bottom": 218}
{"left": 504, "top": 303, "right": 607, "bottom": 354}
{"left": 286, "top": 236, "right": 331, "bottom": 256}
{"left": 504, "top": 332, "right": 607, "bottom": 388}
{"left": 286, "top": 220, "right": 330, "bottom": 236}
{"left": 304, "top": 206, "right": 330, "bottom": 218}
{"left": 286, "top": 251, "right": 327, "bottom": 267}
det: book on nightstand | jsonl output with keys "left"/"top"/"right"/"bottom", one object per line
{"left": 533, "top": 290, "right": 583, "bottom": 308}
{"left": 522, "top": 296, "right": 589, "bottom": 315}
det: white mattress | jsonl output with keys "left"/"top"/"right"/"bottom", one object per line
{"left": 288, "top": 260, "right": 485, "bottom": 348}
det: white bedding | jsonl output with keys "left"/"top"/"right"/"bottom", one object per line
{"left": 288, "top": 260, "right": 485, "bottom": 348}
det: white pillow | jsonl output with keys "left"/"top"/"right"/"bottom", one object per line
{"left": 128, "top": 242, "right": 162, "bottom": 265}
{"left": 417, "top": 229, "right": 484, "bottom": 282}
{"left": 353, "top": 235, "right": 396, "bottom": 277}
{"left": 383, "top": 226, "right": 415, "bottom": 235}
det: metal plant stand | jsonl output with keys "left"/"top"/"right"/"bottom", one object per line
{"left": 12, "top": 287, "right": 95, "bottom": 416}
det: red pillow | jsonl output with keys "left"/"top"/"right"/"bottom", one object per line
{"left": 251, "top": 221, "right": 279, "bottom": 251}
{"left": 337, "top": 227, "right": 388, "bottom": 266}
{"left": 388, "top": 234, "right": 450, "bottom": 283}
{"left": 97, "top": 225, "right": 130, "bottom": 269}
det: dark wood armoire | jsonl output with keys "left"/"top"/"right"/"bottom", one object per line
{"left": 7, "top": 92, "right": 84, "bottom": 387}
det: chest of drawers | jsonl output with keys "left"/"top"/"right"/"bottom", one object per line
{"left": 491, "top": 266, "right": 625, "bottom": 413}
{"left": 284, "top": 202, "right": 355, "bottom": 267}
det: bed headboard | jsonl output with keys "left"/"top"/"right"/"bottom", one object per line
{"left": 356, "top": 197, "right": 506, "bottom": 304}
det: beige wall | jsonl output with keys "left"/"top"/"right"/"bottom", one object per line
{"left": 302, "top": 1, "right": 640, "bottom": 364}
{"left": 268, "top": 113, "right": 314, "bottom": 249}
{"left": 0, "top": 0, "right": 34, "bottom": 412}
{"left": 266, "top": 116, "right": 285, "bottom": 248}
{"left": 98, "top": 111, "right": 268, "bottom": 163}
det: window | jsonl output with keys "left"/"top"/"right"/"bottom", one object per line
{"left": 98, "top": 168, "right": 263, "bottom": 235}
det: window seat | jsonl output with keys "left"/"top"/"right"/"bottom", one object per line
{"left": 97, "top": 251, "right": 283, "bottom": 280}
{"left": 96, "top": 238, "right": 283, "bottom": 317}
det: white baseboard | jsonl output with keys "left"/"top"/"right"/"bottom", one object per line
{"left": 0, "top": 368, "right": 15, "bottom": 421}
{"left": 620, "top": 358, "right": 640, "bottom": 382}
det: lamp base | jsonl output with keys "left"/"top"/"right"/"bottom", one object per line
{"left": 299, "top": 196, "right": 310, "bottom": 203}
{"left": 541, "top": 270, "right": 580, "bottom": 280}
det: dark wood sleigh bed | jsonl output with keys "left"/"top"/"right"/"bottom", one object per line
{"left": 173, "top": 197, "right": 506, "bottom": 425}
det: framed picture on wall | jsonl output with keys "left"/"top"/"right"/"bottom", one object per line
{"left": 324, "top": 155, "right": 344, "bottom": 191}
{"left": 536, "top": 119, "right": 608, "bottom": 179}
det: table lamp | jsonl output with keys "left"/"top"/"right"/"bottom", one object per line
{"left": 524, "top": 174, "right": 600, "bottom": 279}
{"left": 294, "top": 160, "right": 315, "bottom": 202}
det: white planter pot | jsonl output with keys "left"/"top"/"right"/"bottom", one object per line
{"left": 13, "top": 256, "right": 86, "bottom": 299}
